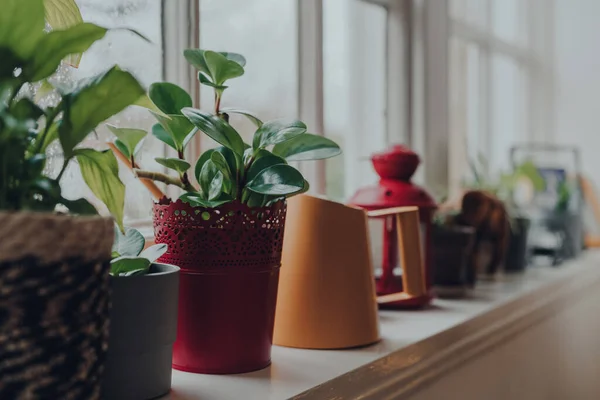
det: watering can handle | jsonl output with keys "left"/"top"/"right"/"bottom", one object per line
{"left": 367, "top": 207, "right": 427, "bottom": 303}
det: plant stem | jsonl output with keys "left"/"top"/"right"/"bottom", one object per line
{"left": 33, "top": 107, "right": 60, "bottom": 155}
{"left": 214, "top": 91, "right": 222, "bottom": 116}
{"left": 134, "top": 169, "right": 196, "bottom": 192}
{"left": 56, "top": 157, "right": 70, "bottom": 182}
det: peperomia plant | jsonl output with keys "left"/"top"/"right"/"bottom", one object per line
{"left": 109, "top": 49, "right": 341, "bottom": 208}
{"left": 0, "top": 0, "right": 146, "bottom": 231}
{"left": 110, "top": 226, "right": 168, "bottom": 276}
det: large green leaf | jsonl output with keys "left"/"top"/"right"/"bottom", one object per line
{"left": 28, "top": 23, "right": 107, "bottom": 81}
{"left": 246, "top": 152, "right": 287, "bottom": 182}
{"left": 246, "top": 164, "right": 305, "bottom": 196}
{"left": 106, "top": 125, "right": 147, "bottom": 157}
{"left": 149, "top": 82, "right": 192, "bottom": 115}
{"left": 199, "top": 160, "right": 223, "bottom": 201}
{"left": 272, "top": 133, "right": 342, "bottom": 161}
{"left": 74, "top": 148, "right": 125, "bottom": 232}
{"left": 184, "top": 49, "right": 246, "bottom": 77}
{"left": 204, "top": 51, "right": 245, "bottom": 86}
{"left": 44, "top": 0, "right": 82, "bottom": 30}
{"left": 110, "top": 256, "right": 151, "bottom": 276}
{"left": 0, "top": 0, "right": 45, "bottom": 60}
{"left": 59, "top": 67, "right": 145, "bottom": 157}
{"left": 220, "top": 107, "right": 263, "bottom": 127}
{"left": 182, "top": 107, "right": 245, "bottom": 156}
{"left": 112, "top": 226, "right": 145, "bottom": 257}
{"left": 139, "top": 244, "right": 168, "bottom": 263}
{"left": 151, "top": 123, "right": 177, "bottom": 151}
{"left": 252, "top": 119, "right": 307, "bottom": 150}
{"left": 151, "top": 112, "right": 197, "bottom": 152}
{"left": 155, "top": 157, "right": 191, "bottom": 175}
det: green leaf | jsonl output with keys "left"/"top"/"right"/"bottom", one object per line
{"left": 151, "top": 123, "right": 177, "bottom": 151}
{"left": 112, "top": 226, "right": 145, "bottom": 257}
{"left": 134, "top": 94, "right": 167, "bottom": 117}
{"left": 272, "top": 133, "right": 342, "bottom": 161}
{"left": 74, "top": 148, "right": 126, "bottom": 232}
{"left": 220, "top": 107, "right": 263, "bottom": 127}
{"left": 195, "top": 149, "right": 216, "bottom": 184}
{"left": 149, "top": 82, "right": 192, "bottom": 115}
{"left": 59, "top": 197, "right": 98, "bottom": 215}
{"left": 252, "top": 119, "right": 307, "bottom": 150}
{"left": 44, "top": 0, "right": 83, "bottom": 30}
{"left": 210, "top": 151, "right": 234, "bottom": 194}
{"left": 0, "top": 0, "right": 45, "bottom": 60}
{"left": 106, "top": 125, "right": 147, "bottom": 157}
{"left": 214, "top": 146, "right": 238, "bottom": 185}
{"left": 204, "top": 51, "right": 245, "bottom": 86}
{"left": 198, "top": 73, "right": 228, "bottom": 90}
{"left": 185, "top": 49, "right": 246, "bottom": 77}
{"left": 113, "top": 139, "right": 130, "bottom": 159}
{"left": 247, "top": 164, "right": 305, "bottom": 196}
{"left": 199, "top": 160, "right": 223, "bottom": 201}
{"left": 179, "top": 193, "right": 232, "bottom": 208}
{"left": 59, "top": 66, "right": 145, "bottom": 157}
{"left": 139, "top": 243, "right": 168, "bottom": 263}
{"left": 155, "top": 157, "right": 191, "bottom": 175}
{"left": 28, "top": 23, "right": 108, "bottom": 81}
{"left": 151, "top": 112, "right": 197, "bottom": 152}
{"left": 182, "top": 107, "right": 245, "bottom": 156}
{"left": 246, "top": 151, "right": 287, "bottom": 182}
{"left": 110, "top": 256, "right": 151, "bottom": 276}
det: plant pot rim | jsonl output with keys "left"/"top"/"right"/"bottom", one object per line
{"left": 111, "top": 263, "right": 180, "bottom": 280}
{"left": 154, "top": 197, "right": 286, "bottom": 211}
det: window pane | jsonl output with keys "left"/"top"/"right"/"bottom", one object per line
{"left": 324, "top": 0, "right": 387, "bottom": 201}
{"left": 451, "top": 0, "right": 488, "bottom": 28}
{"left": 491, "top": 0, "right": 521, "bottom": 44}
{"left": 198, "top": 0, "right": 298, "bottom": 146}
{"left": 490, "top": 53, "right": 523, "bottom": 172}
{"left": 43, "top": 0, "right": 164, "bottom": 223}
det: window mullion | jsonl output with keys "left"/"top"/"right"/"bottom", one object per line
{"left": 297, "top": 0, "right": 325, "bottom": 194}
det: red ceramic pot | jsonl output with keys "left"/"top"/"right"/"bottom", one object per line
{"left": 153, "top": 199, "right": 286, "bottom": 374}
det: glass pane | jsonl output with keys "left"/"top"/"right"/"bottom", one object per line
{"left": 451, "top": 0, "right": 488, "bottom": 28}
{"left": 323, "top": 0, "right": 387, "bottom": 201}
{"left": 491, "top": 0, "right": 521, "bottom": 44}
{"left": 490, "top": 53, "right": 523, "bottom": 172}
{"left": 42, "top": 0, "right": 164, "bottom": 222}
{"left": 198, "top": 0, "right": 298, "bottom": 146}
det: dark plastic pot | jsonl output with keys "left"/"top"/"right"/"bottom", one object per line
{"left": 432, "top": 225, "right": 475, "bottom": 297}
{"left": 153, "top": 199, "right": 286, "bottom": 374}
{"left": 103, "top": 263, "right": 179, "bottom": 399}
{"left": 0, "top": 212, "right": 113, "bottom": 400}
{"left": 504, "top": 217, "right": 531, "bottom": 273}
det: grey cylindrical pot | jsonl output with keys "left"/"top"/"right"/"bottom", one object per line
{"left": 103, "top": 263, "right": 179, "bottom": 400}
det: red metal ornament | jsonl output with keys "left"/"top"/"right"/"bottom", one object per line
{"left": 153, "top": 198, "right": 286, "bottom": 374}
{"left": 350, "top": 145, "right": 437, "bottom": 309}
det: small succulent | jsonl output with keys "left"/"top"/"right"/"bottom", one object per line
{"left": 110, "top": 226, "right": 168, "bottom": 276}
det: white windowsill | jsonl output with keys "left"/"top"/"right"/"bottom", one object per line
{"left": 161, "top": 251, "right": 600, "bottom": 400}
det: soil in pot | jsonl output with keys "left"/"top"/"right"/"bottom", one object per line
{"left": 432, "top": 225, "right": 474, "bottom": 298}
{"left": 504, "top": 217, "right": 531, "bottom": 273}
{"left": 0, "top": 213, "right": 113, "bottom": 400}
{"left": 153, "top": 199, "right": 286, "bottom": 375}
{"left": 103, "top": 263, "right": 179, "bottom": 400}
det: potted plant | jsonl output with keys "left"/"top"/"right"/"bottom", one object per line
{"left": 108, "top": 49, "right": 342, "bottom": 374}
{"left": 103, "top": 227, "right": 179, "bottom": 399}
{"left": 0, "top": 0, "right": 145, "bottom": 397}
{"left": 431, "top": 210, "right": 475, "bottom": 297}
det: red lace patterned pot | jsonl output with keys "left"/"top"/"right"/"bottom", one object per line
{"left": 153, "top": 198, "right": 286, "bottom": 374}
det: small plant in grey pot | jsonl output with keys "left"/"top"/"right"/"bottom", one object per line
{"left": 103, "top": 227, "right": 179, "bottom": 400}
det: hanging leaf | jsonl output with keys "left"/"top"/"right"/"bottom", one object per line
{"left": 204, "top": 51, "right": 245, "bottom": 86}
{"left": 252, "top": 119, "right": 306, "bottom": 150}
{"left": 182, "top": 107, "right": 245, "bottom": 156}
{"left": 151, "top": 123, "right": 177, "bottom": 151}
{"left": 155, "top": 157, "right": 191, "bottom": 175}
{"left": 246, "top": 164, "right": 304, "bottom": 196}
{"left": 220, "top": 107, "right": 263, "bottom": 127}
{"left": 148, "top": 82, "right": 193, "bottom": 115}
{"left": 74, "top": 148, "right": 126, "bottom": 232}
{"left": 139, "top": 243, "right": 168, "bottom": 263}
{"left": 106, "top": 125, "right": 147, "bottom": 157}
{"left": 112, "top": 226, "right": 145, "bottom": 257}
{"left": 272, "top": 133, "right": 342, "bottom": 161}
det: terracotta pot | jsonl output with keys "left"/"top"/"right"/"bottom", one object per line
{"left": 153, "top": 199, "right": 286, "bottom": 374}
{"left": 274, "top": 195, "right": 380, "bottom": 349}
{"left": 504, "top": 217, "right": 531, "bottom": 273}
{"left": 103, "top": 263, "right": 179, "bottom": 399}
{"left": 432, "top": 225, "right": 474, "bottom": 297}
{"left": 0, "top": 212, "right": 113, "bottom": 400}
